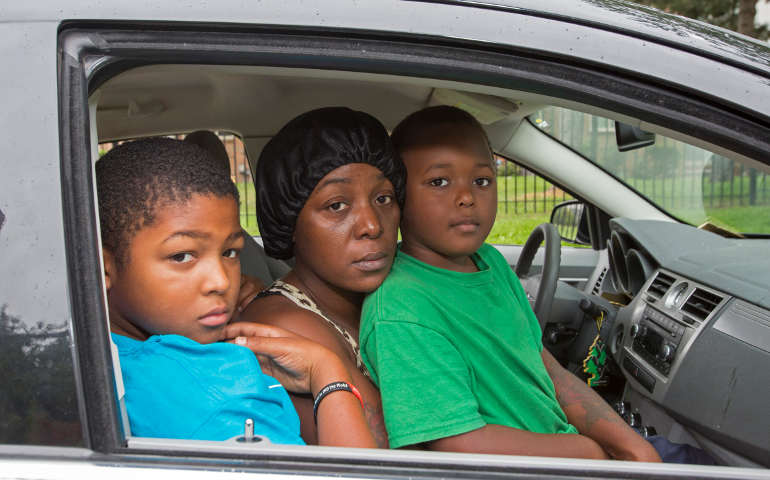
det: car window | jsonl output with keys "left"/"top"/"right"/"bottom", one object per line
{"left": 531, "top": 106, "right": 770, "bottom": 235}
{"left": 228, "top": 135, "right": 259, "bottom": 237}
{"left": 490, "top": 156, "right": 575, "bottom": 245}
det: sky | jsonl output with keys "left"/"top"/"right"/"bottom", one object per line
{"left": 758, "top": 1, "right": 770, "bottom": 26}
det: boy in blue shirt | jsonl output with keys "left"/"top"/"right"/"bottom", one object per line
{"left": 360, "top": 106, "right": 660, "bottom": 460}
{"left": 97, "top": 138, "right": 375, "bottom": 447}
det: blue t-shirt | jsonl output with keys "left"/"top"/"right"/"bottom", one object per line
{"left": 112, "top": 333, "right": 304, "bottom": 444}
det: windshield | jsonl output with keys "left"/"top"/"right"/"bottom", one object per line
{"left": 531, "top": 107, "right": 770, "bottom": 235}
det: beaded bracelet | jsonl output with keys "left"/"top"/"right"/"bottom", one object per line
{"left": 312, "top": 381, "right": 363, "bottom": 424}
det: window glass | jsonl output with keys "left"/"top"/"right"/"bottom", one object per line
{"left": 490, "top": 156, "right": 574, "bottom": 245}
{"left": 0, "top": 145, "right": 84, "bottom": 447}
{"left": 531, "top": 107, "right": 770, "bottom": 235}
{"left": 222, "top": 134, "right": 258, "bottom": 236}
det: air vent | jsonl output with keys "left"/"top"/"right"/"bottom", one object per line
{"left": 681, "top": 288, "right": 723, "bottom": 322}
{"left": 646, "top": 272, "right": 675, "bottom": 301}
{"left": 592, "top": 267, "right": 608, "bottom": 295}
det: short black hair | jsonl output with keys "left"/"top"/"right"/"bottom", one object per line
{"left": 391, "top": 105, "right": 493, "bottom": 161}
{"left": 96, "top": 137, "right": 239, "bottom": 267}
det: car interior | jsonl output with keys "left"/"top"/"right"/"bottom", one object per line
{"left": 90, "top": 62, "right": 770, "bottom": 468}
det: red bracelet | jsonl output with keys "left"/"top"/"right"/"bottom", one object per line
{"left": 312, "top": 381, "right": 364, "bottom": 424}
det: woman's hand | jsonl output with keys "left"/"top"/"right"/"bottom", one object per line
{"left": 223, "top": 322, "right": 347, "bottom": 395}
{"left": 237, "top": 275, "right": 264, "bottom": 313}
{"left": 223, "top": 322, "right": 376, "bottom": 448}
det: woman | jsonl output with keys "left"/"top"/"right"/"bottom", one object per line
{"left": 239, "top": 107, "right": 405, "bottom": 447}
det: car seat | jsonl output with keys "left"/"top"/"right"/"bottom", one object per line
{"left": 240, "top": 233, "right": 290, "bottom": 285}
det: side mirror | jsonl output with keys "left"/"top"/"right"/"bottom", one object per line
{"left": 615, "top": 121, "right": 655, "bottom": 152}
{"left": 550, "top": 200, "right": 590, "bottom": 245}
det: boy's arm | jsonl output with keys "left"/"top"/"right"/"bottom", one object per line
{"left": 541, "top": 349, "right": 661, "bottom": 462}
{"left": 505, "top": 255, "right": 658, "bottom": 461}
{"left": 365, "top": 319, "right": 605, "bottom": 458}
{"left": 427, "top": 424, "right": 608, "bottom": 459}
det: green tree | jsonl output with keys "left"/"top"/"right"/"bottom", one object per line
{"left": 0, "top": 305, "right": 81, "bottom": 445}
{"left": 627, "top": 0, "right": 768, "bottom": 38}
{"left": 627, "top": 0, "right": 767, "bottom": 202}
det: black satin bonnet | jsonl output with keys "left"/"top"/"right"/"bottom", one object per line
{"left": 255, "top": 107, "right": 406, "bottom": 260}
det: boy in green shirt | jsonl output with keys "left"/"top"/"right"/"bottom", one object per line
{"left": 360, "top": 106, "right": 660, "bottom": 461}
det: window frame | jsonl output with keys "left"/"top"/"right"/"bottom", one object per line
{"left": 59, "top": 22, "right": 770, "bottom": 478}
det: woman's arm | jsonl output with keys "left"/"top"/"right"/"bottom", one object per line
{"left": 541, "top": 349, "right": 661, "bottom": 462}
{"left": 240, "top": 301, "right": 388, "bottom": 447}
{"left": 427, "top": 424, "right": 608, "bottom": 459}
{"left": 224, "top": 322, "right": 376, "bottom": 448}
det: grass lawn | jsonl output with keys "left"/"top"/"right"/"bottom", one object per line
{"left": 241, "top": 214, "right": 260, "bottom": 237}
{"left": 489, "top": 206, "right": 556, "bottom": 245}
{"left": 674, "top": 205, "right": 770, "bottom": 235}
{"left": 237, "top": 182, "right": 260, "bottom": 236}
{"left": 705, "top": 206, "right": 770, "bottom": 234}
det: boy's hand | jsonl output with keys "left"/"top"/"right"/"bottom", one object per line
{"left": 237, "top": 274, "right": 264, "bottom": 313}
{"left": 224, "top": 322, "right": 348, "bottom": 395}
{"left": 605, "top": 438, "right": 661, "bottom": 462}
{"left": 542, "top": 349, "right": 662, "bottom": 462}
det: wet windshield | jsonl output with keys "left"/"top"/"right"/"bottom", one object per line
{"left": 531, "top": 107, "right": 770, "bottom": 235}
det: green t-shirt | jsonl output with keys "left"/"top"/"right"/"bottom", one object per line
{"left": 360, "top": 243, "right": 577, "bottom": 449}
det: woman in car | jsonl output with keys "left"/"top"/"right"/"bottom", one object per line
{"left": 238, "top": 107, "right": 405, "bottom": 447}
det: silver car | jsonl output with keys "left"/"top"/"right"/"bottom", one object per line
{"left": 1, "top": 0, "right": 769, "bottom": 478}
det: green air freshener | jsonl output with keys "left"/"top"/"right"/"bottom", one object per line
{"left": 582, "top": 312, "right": 608, "bottom": 387}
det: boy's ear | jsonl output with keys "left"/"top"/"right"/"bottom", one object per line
{"left": 102, "top": 249, "right": 116, "bottom": 291}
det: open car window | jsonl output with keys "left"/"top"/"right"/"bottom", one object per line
{"left": 50, "top": 14, "right": 770, "bottom": 478}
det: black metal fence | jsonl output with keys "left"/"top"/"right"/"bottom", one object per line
{"left": 496, "top": 159, "right": 573, "bottom": 216}
{"left": 217, "top": 134, "right": 258, "bottom": 230}
{"left": 496, "top": 154, "right": 769, "bottom": 225}
{"left": 656, "top": 158, "right": 766, "bottom": 210}
{"left": 534, "top": 107, "right": 770, "bottom": 217}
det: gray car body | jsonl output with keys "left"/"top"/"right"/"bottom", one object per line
{"left": 1, "top": 1, "right": 769, "bottom": 479}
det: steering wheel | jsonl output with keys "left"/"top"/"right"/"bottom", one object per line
{"left": 514, "top": 223, "right": 561, "bottom": 329}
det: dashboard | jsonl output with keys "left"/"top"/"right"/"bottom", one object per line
{"left": 602, "top": 219, "right": 770, "bottom": 467}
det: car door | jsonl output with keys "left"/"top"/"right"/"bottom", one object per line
{"left": 0, "top": 18, "right": 85, "bottom": 453}
{"left": 4, "top": 1, "right": 770, "bottom": 478}
{"left": 72, "top": 21, "right": 770, "bottom": 472}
